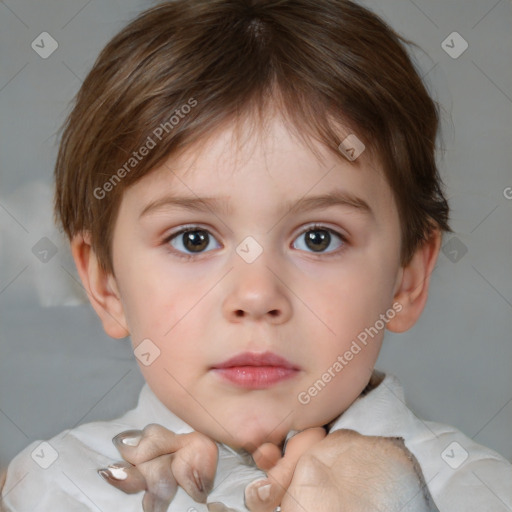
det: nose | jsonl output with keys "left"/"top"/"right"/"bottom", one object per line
{"left": 222, "top": 256, "right": 292, "bottom": 324}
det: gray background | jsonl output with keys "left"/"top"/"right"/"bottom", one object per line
{"left": 1, "top": 0, "right": 511, "bottom": 472}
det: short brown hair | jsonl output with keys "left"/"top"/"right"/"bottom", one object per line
{"left": 55, "top": 0, "right": 450, "bottom": 274}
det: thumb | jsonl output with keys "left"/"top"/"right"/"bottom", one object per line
{"left": 245, "top": 427, "right": 326, "bottom": 512}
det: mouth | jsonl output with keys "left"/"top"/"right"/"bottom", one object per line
{"left": 210, "top": 351, "right": 301, "bottom": 389}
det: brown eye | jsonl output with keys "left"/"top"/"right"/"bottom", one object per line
{"left": 292, "top": 226, "right": 344, "bottom": 254}
{"left": 168, "top": 227, "right": 220, "bottom": 256}
{"left": 182, "top": 230, "right": 209, "bottom": 252}
{"left": 305, "top": 229, "right": 330, "bottom": 252}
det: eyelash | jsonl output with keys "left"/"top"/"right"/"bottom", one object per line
{"left": 162, "top": 224, "right": 348, "bottom": 261}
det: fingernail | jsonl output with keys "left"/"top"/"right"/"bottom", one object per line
{"left": 97, "top": 465, "right": 129, "bottom": 481}
{"left": 193, "top": 469, "right": 204, "bottom": 493}
{"left": 257, "top": 483, "right": 272, "bottom": 502}
{"left": 112, "top": 430, "right": 142, "bottom": 447}
{"left": 120, "top": 436, "right": 141, "bottom": 446}
{"left": 107, "top": 464, "right": 129, "bottom": 480}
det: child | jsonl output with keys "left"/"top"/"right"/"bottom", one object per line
{"left": 1, "top": 0, "right": 511, "bottom": 511}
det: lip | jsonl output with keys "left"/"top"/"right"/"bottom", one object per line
{"left": 211, "top": 351, "right": 300, "bottom": 389}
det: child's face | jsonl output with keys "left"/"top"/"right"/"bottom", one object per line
{"left": 109, "top": 115, "right": 403, "bottom": 449}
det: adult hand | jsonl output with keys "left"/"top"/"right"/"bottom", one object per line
{"left": 99, "top": 423, "right": 218, "bottom": 512}
{"left": 246, "top": 429, "right": 439, "bottom": 512}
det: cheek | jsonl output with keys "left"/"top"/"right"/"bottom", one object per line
{"left": 119, "top": 257, "right": 202, "bottom": 340}
{"left": 294, "top": 326, "right": 383, "bottom": 427}
{"left": 134, "top": 320, "right": 206, "bottom": 397}
{"left": 294, "top": 257, "right": 396, "bottom": 344}
{"left": 290, "top": 253, "right": 395, "bottom": 405}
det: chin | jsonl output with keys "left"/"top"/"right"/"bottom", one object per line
{"left": 218, "top": 421, "right": 288, "bottom": 452}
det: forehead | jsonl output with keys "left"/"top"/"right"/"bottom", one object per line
{"left": 121, "top": 114, "right": 398, "bottom": 224}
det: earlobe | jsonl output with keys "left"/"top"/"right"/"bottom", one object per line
{"left": 70, "top": 232, "right": 130, "bottom": 339}
{"left": 387, "top": 229, "right": 442, "bottom": 333}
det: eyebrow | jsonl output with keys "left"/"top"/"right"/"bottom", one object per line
{"left": 286, "top": 191, "right": 372, "bottom": 217}
{"left": 139, "top": 190, "right": 373, "bottom": 219}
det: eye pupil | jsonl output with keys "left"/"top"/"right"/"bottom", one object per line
{"left": 184, "top": 230, "right": 208, "bottom": 252}
{"left": 305, "top": 229, "right": 330, "bottom": 252}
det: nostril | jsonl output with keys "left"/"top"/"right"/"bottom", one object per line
{"left": 269, "top": 310, "right": 279, "bottom": 317}
{"left": 235, "top": 310, "right": 244, "bottom": 318}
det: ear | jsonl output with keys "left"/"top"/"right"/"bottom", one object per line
{"left": 387, "top": 229, "right": 442, "bottom": 333}
{"left": 70, "top": 232, "right": 129, "bottom": 339}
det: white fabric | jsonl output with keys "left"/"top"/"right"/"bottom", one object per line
{"left": 1, "top": 373, "right": 511, "bottom": 511}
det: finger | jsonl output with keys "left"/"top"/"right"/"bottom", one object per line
{"left": 113, "top": 425, "right": 218, "bottom": 503}
{"left": 245, "top": 455, "right": 295, "bottom": 512}
{"left": 252, "top": 443, "right": 282, "bottom": 471}
{"left": 113, "top": 424, "right": 200, "bottom": 465}
{"left": 97, "top": 460, "right": 147, "bottom": 494}
{"left": 112, "top": 428, "right": 144, "bottom": 464}
{"left": 138, "top": 453, "right": 178, "bottom": 512}
{"left": 245, "top": 428, "right": 326, "bottom": 512}
{"left": 170, "top": 434, "right": 218, "bottom": 502}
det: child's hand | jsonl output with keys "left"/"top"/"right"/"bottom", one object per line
{"left": 247, "top": 429, "right": 438, "bottom": 512}
{"left": 100, "top": 424, "right": 218, "bottom": 511}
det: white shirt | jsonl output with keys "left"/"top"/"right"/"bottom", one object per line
{"left": 1, "top": 373, "right": 511, "bottom": 511}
